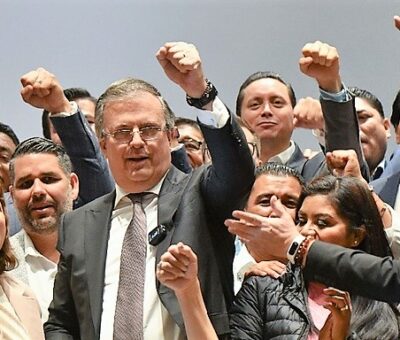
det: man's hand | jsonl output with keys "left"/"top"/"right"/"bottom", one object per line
{"left": 156, "top": 42, "right": 207, "bottom": 98}
{"left": 326, "top": 149, "right": 363, "bottom": 179}
{"left": 244, "top": 260, "right": 286, "bottom": 279}
{"left": 156, "top": 242, "right": 198, "bottom": 294}
{"left": 20, "top": 68, "right": 71, "bottom": 114}
{"left": 395, "top": 15, "right": 400, "bottom": 30}
{"left": 293, "top": 97, "right": 325, "bottom": 130}
{"left": 225, "top": 196, "right": 300, "bottom": 261}
{"left": 299, "top": 41, "right": 341, "bottom": 93}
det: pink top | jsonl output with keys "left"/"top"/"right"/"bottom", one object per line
{"left": 307, "top": 282, "right": 331, "bottom": 340}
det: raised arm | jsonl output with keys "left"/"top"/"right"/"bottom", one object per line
{"left": 20, "top": 68, "right": 114, "bottom": 207}
{"left": 156, "top": 243, "right": 218, "bottom": 340}
{"left": 300, "top": 41, "right": 369, "bottom": 180}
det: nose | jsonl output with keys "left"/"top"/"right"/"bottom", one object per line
{"left": 31, "top": 179, "right": 46, "bottom": 200}
{"left": 299, "top": 223, "right": 318, "bottom": 238}
{"left": 128, "top": 130, "right": 145, "bottom": 148}
{"left": 261, "top": 102, "right": 273, "bottom": 116}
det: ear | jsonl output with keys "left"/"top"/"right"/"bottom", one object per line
{"left": 351, "top": 225, "right": 367, "bottom": 248}
{"left": 166, "top": 129, "right": 174, "bottom": 146}
{"left": 69, "top": 173, "right": 80, "bottom": 201}
{"left": 383, "top": 118, "right": 391, "bottom": 139}
{"left": 9, "top": 185, "right": 14, "bottom": 201}
{"left": 99, "top": 137, "right": 108, "bottom": 158}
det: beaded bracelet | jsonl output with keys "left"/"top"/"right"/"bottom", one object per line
{"left": 294, "top": 236, "right": 313, "bottom": 266}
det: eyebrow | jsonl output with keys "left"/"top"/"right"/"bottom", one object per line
{"left": 15, "top": 171, "right": 60, "bottom": 183}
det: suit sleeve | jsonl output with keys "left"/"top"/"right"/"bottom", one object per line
{"left": 50, "top": 111, "right": 114, "bottom": 208}
{"left": 304, "top": 241, "right": 400, "bottom": 302}
{"left": 199, "top": 110, "right": 255, "bottom": 222}
{"left": 229, "top": 276, "right": 264, "bottom": 340}
{"left": 321, "top": 97, "right": 370, "bottom": 181}
{"left": 44, "top": 215, "right": 80, "bottom": 340}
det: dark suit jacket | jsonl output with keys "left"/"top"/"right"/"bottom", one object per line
{"left": 304, "top": 241, "right": 400, "bottom": 303}
{"left": 51, "top": 111, "right": 115, "bottom": 209}
{"left": 287, "top": 97, "right": 368, "bottom": 182}
{"left": 44, "top": 115, "right": 255, "bottom": 339}
{"left": 370, "top": 169, "right": 400, "bottom": 208}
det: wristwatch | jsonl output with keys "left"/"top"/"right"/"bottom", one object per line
{"left": 287, "top": 235, "right": 306, "bottom": 264}
{"left": 186, "top": 79, "right": 218, "bottom": 109}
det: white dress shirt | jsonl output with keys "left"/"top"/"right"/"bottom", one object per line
{"left": 22, "top": 231, "right": 57, "bottom": 323}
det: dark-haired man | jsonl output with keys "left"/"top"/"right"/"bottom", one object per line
{"left": 0, "top": 122, "right": 21, "bottom": 235}
{"left": 9, "top": 137, "right": 79, "bottom": 322}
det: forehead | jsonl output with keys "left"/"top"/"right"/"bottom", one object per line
{"left": 301, "top": 194, "right": 337, "bottom": 215}
{"left": 13, "top": 153, "right": 66, "bottom": 179}
{"left": 242, "top": 78, "right": 291, "bottom": 102}
{"left": 177, "top": 124, "right": 203, "bottom": 141}
{"left": 0, "top": 132, "right": 17, "bottom": 153}
{"left": 251, "top": 174, "right": 302, "bottom": 197}
{"left": 103, "top": 92, "right": 165, "bottom": 129}
{"left": 355, "top": 97, "right": 382, "bottom": 118}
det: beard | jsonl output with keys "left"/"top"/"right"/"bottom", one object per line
{"left": 17, "top": 190, "right": 73, "bottom": 235}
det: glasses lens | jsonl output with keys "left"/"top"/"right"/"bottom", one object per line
{"left": 113, "top": 130, "right": 133, "bottom": 142}
{"left": 140, "top": 127, "right": 161, "bottom": 141}
{"left": 181, "top": 139, "right": 202, "bottom": 151}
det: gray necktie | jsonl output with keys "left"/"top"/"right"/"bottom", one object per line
{"left": 113, "top": 193, "right": 150, "bottom": 340}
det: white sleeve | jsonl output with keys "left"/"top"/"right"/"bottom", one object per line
{"left": 196, "top": 97, "right": 229, "bottom": 128}
{"left": 384, "top": 204, "right": 400, "bottom": 259}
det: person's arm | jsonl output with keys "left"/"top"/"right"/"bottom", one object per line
{"left": 156, "top": 243, "right": 218, "bottom": 340}
{"left": 50, "top": 110, "right": 114, "bottom": 207}
{"left": 303, "top": 241, "right": 400, "bottom": 303}
{"left": 157, "top": 42, "right": 254, "bottom": 221}
{"left": 299, "top": 41, "right": 369, "bottom": 181}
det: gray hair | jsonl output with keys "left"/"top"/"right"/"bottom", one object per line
{"left": 95, "top": 77, "right": 175, "bottom": 138}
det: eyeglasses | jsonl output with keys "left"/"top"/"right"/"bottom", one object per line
{"left": 203, "top": 141, "right": 259, "bottom": 160}
{"left": 179, "top": 138, "right": 204, "bottom": 152}
{"left": 103, "top": 126, "right": 167, "bottom": 143}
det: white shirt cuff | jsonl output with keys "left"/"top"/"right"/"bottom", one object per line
{"left": 196, "top": 97, "right": 229, "bottom": 128}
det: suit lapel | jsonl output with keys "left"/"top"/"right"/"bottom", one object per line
{"left": 84, "top": 191, "right": 116, "bottom": 335}
{"left": 377, "top": 173, "right": 400, "bottom": 207}
{"left": 156, "top": 166, "right": 190, "bottom": 262}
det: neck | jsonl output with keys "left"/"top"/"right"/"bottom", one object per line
{"left": 259, "top": 139, "right": 291, "bottom": 163}
{"left": 26, "top": 231, "right": 60, "bottom": 264}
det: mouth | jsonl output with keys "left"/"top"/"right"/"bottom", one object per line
{"left": 30, "top": 204, "right": 55, "bottom": 216}
{"left": 126, "top": 155, "right": 149, "bottom": 164}
{"left": 256, "top": 121, "right": 277, "bottom": 128}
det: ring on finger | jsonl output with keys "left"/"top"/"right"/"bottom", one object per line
{"left": 339, "top": 305, "right": 349, "bottom": 311}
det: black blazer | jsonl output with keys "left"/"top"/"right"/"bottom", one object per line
{"left": 286, "top": 97, "right": 369, "bottom": 182}
{"left": 304, "top": 241, "right": 400, "bottom": 303}
{"left": 44, "top": 115, "right": 255, "bottom": 340}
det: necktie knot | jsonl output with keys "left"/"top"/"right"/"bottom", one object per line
{"left": 127, "top": 192, "right": 154, "bottom": 205}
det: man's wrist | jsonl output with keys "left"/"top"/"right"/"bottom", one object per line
{"left": 50, "top": 101, "right": 78, "bottom": 117}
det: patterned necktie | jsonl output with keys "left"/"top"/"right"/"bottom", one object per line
{"left": 113, "top": 193, "right": 150, "bottom": 340}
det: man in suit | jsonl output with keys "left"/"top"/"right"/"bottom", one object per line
{"left": 8, "top": 137, "right": 79, "bottom": 322}
{"left": 234, "top": 41, "right": 367, "bottom": 182}
{"left": 41, "top": 42, "right": 254, "bottom": 339}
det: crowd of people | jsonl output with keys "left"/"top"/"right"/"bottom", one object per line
{"left": 2, "top": 15, "right": 400, "bottom": 340}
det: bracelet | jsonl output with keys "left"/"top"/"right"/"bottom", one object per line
{"left": 294, "top": 236, "right": 313, "bottom": 266}
{"left": 186, "top": 79, "right": 218, "bottom": 109}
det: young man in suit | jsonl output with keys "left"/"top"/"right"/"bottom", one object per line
{"left": 27, "top": 42, "right": 254, "bottom": 339}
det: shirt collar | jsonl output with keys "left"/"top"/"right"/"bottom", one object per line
{"left": 114, "top": 169, "right": 169, "bottom": 209}
{"left": 22, "top": 230, "right": 42, "bottom": 258}
{"left": 268, "top": 141, "right": 295, "bottom": 164}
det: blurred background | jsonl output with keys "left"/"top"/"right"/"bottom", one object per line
{"left": 1, "top": 0, "right": 399, "bottom": 152}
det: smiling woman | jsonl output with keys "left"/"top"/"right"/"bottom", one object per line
{"left": 0, "top": 188, "right": 44, "bottom": 340}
